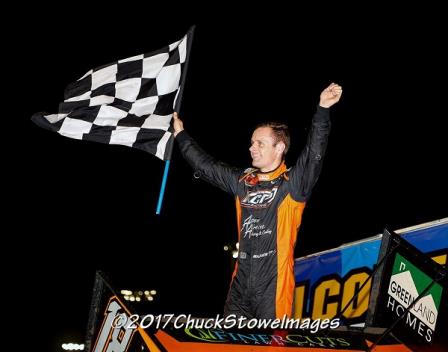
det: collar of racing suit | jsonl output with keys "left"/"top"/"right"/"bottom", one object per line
{"left": 257, "top": 161, "right": 287, "bottom": 181}
{"left": 240, "top": 162, "right": 288, "bottom": 184}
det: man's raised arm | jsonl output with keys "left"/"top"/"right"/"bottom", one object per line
{"left": 289, "top": 83, "right": 343, "bottom": 202}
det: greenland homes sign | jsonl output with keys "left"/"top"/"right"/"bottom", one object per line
{"left": 366, "top": 229, "right": 447, "bottom": 351}
{"left": 387, "top": 253, "right": 442, "bottom": 342}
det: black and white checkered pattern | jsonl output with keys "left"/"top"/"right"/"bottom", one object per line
{"left": 32, "top": 31, "right": 191, "bottom": 160}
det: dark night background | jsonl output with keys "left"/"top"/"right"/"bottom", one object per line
{"left": 10, "top": 3, "right": 447, "bottom": 351}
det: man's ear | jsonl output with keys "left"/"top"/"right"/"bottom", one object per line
{"left": 275, "top": 142, "right": 286, "bottom": 156}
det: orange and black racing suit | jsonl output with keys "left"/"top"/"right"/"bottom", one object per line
{"left": 176, "top": 106, "right": 331, "bottom": 319}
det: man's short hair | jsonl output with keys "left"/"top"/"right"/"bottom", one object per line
{"left": 255, "top": 122, "right": 290, "bottom": 156}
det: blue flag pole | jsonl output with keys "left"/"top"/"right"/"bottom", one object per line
{"left": 155, "top": 25, "right": 195, "bottom": 215}
{"left": 156, "top": 160, "right": 171, "bottom": 215}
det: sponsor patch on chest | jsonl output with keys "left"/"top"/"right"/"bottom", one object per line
{"left": 241, "top": 187, "right": 278, "bottom": 208}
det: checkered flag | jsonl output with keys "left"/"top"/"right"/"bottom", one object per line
{"left": 32, "top": 27, "right": 194, "bottom": 160}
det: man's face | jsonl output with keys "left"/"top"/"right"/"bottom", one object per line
{"left": 249, "top": 127, "right": 283, "bottom": 171}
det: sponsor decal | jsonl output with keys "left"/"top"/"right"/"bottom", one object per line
{"left": 294, "top": 269, "right": 372, "bottom": 323}
{"left": 178, "top": 324, "right": 362, "bottom": 348}
{"left": 385, "top": 253, "right": 442, "bottom": 342}
{"left": 241, "top": 187, "right": 278, "bottom": 208}
{"left": 241, "top": 215, "right": 273, "bottom": 239}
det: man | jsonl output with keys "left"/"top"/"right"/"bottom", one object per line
{"left": 173, "top": 83, "right": 342, "bottom": 320}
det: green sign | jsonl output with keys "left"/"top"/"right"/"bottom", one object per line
{"left": 387, "top": 253, "right": 443, "bottom": 341}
